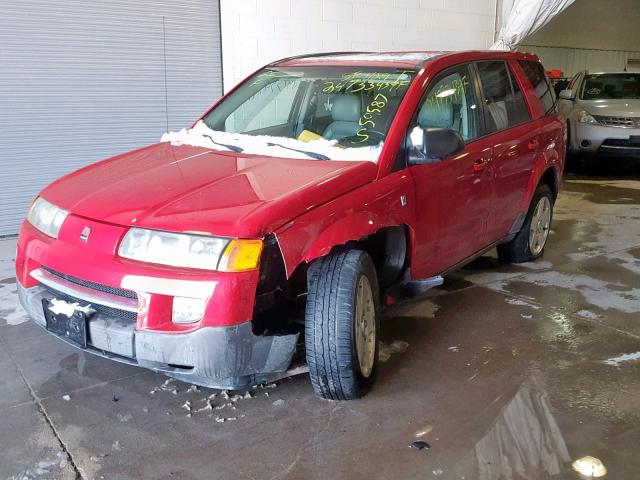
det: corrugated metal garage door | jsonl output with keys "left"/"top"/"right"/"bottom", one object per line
{"left": 0, "top": 0, "right": 223, "bottom": 236}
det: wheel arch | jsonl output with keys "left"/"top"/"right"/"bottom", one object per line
{"left": 539, "top": 166, "right": 559, "bottom": 201}
{"left": 289, "top": 221, "right": 410, "bottom": 290}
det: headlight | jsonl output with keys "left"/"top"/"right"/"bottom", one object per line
{"left": 577, "top": 110, "right": 598, "bottom": 125}
{"left": 118, "top": 228, "right": 263, "bottom": 272}
{"left": 27, "top": 197, "right": 69, "bottom": 238}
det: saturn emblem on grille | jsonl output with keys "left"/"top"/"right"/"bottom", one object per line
{"left": 80, "top": 226, "right": 91, "bottom": 242}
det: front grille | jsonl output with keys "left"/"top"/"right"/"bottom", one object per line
{"left": 594, "top": 115, "right": 640, "bottom": 128}
{"left": 44, "top": 286, "right": 138, "bottom": 323}
{"left": 41, "top": 267, "right": 138, "bottom": 323}
{"left": 42, "top": 267, "right": 138, "bottom": 300}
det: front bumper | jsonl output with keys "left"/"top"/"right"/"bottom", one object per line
{"left": 16, "top": 217, "right": 298, "bottom": 389}
{"left": 570, "top": 122, "right": 640, "bottom": 158}
{"left": 18, "top": 282, "right": 298, "bottom": 389}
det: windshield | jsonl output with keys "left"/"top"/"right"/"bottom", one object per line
{"left": 163, "top": 66, "right": 416, "bottom": 163}
{"left": 580, "top": 73, "right": 640, "bottom": 100}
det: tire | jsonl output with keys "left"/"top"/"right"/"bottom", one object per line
{"left": 305, "top": 249, "right": 380, "bottom": 400}
{"left": 497, "top": 184, "right": 554, "bottom": 263}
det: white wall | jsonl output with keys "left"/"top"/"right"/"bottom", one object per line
{"left": 519, "top": 45, "right": 640, "bottom": 77}
{"left": 220, "top": 0, "right": 498, "bottom": 91}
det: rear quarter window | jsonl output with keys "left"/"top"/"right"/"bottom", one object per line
{"left": 518, "top": 60, "right": 556, "bottom": 115}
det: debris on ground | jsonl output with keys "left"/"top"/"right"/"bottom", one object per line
{"left": 409, "top": 440, "right": 430, "bottom": 451}
{"left": 62, "top": 394, "right": 70, "bottom": 401}
{"left": 379, "top": 340, "right": 410, "bottom": 362}
{"left": 604, "top": 351, "right": 640, "bottom": 367}
{"left": 272, "top": 399, "right": 285, "bottom": 407}
{"left": 196, "top": 399, "right": 214, "bottom": 412}
{"left": 117, "top": 413, "right": 133, "bottom": 422}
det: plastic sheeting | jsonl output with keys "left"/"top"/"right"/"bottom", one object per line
{"left": 492, "top": 0, "right": 575, "bottom": 50}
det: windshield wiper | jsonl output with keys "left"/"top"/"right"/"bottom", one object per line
{"left": 203, "top": 134, "right": 243, "bottom": 153}
{"left": 266, "top": 142, "right": 329, "bottom": 161}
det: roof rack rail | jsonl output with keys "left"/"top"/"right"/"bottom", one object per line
{"left": 268, "top": 51, "right": 372, "bottom": 66}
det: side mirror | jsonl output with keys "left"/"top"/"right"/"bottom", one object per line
{"left": 559, "top": 89, "right": 574, "bottom": 100}
{"left": 407, "top": 127, "right": 465, "bottom": 165}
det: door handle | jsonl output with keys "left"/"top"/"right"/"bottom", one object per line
{"left": 528, "top": 139, "right": 540, "bottom": 151}
{"left": 473, "top": 157, "right": 490, "bottom": 173}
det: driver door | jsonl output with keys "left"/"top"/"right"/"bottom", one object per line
{"left": 408, "top": 63, "right": 494, "bottom": 278}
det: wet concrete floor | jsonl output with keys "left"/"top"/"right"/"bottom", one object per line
{"left": 1, "top": 173, "right": 640, "bottom": 479}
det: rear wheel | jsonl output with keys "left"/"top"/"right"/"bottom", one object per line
{"left": 305, "top": 249, "right": 380, "bottom": 400}
{"left": 497, "top": 184, "right": 554, "bottom": 263}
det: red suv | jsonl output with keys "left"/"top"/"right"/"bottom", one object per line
{"left": 16, "top": 51, "right": 564, "bottom": 400}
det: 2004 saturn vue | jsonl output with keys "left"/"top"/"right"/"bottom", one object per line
{"left": 16, "top": 50, "right": 565, "bottom": 400}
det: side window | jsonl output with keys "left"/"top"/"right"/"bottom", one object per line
{"left": 568, "top": 72, "right": 582, "bottom": 91}
{"left": 518, "top": 60, "right": 556, "bottom": 114}
{"left": 413, "top": 64, "right": 479, "bottom": 142}
{"left": 476, "top": 61, "right": 531, "bottom": 133}
{"left": 225, "top": 80, "right": 301, "bottom": 133}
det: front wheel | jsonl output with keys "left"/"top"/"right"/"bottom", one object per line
{"left": 497, "top": 184, "right": 554, "bottom": 263}
{"left": 305, "top": 249, "right": 380, "bottom": 400}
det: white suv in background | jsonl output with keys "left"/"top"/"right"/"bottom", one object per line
{"left": 559, "top": 71, "right": 640, "bottom": 167}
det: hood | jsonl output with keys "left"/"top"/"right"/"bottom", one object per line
{"left": 41, "top": 142, "right": 377, "bottom": 238}
{"left": 577, "top": 98, "right": 640, "bottom": 117}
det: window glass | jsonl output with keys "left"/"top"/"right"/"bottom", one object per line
{"left": 225, "top": 80, "right": 300, "bottom": 133}
{"left": 518, "top": 60, "right": 556, "bottom": 114}
{"left": 476, "top": 61, "right": 531, "bottom": 132}
{"left": 580, "top": 73, "right": 640, "bottom": 100}
{"left": 413, "top": 65, "right": 479, "bottom": 142}
{"left": 201, "top": 66, "right": 416, "bottom": 162}
{"left": 568, "top": 73, "right": 581, "bottom": 90}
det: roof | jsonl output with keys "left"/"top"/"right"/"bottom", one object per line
{"left": 275, "top": 51, "right": 449, "bottom": 68}
{"left": 274, "top": 50, "right": 540, "bottom": 68}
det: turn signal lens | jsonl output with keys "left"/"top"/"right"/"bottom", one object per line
{"left": 218, "top": 239, "right": 263, "bottom": 272}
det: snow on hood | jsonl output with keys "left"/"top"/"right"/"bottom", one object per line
{"left": 161, "top": 121, "right": 382, "bottom": 163}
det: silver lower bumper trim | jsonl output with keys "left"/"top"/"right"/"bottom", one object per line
{"left": 30, "top": 268, "right": 138, "bottom": 312}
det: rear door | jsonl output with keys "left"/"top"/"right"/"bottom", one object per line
{"left": 474, "top": 60, "right": 537, "bottom": 243}
{"left": 408, "top": 63, "right": 494, "bottom": 278}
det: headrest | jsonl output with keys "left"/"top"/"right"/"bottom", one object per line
{"left": 331, "top": 94, "right": 361, "bottom": 122}
{"left": 418, "top": 102, "right": 453, "bottom": 129}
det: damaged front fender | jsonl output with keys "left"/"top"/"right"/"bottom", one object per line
{"left": 274, "top": 173, "right": 415, "bottom": 277}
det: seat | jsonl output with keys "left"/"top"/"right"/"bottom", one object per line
{"left": 323, "top": 94, "right": 362, "bottom": 140}
{"left": 481, "top": 69, "right": 509, "bottom": 130}
{"left": 417, "top": 101, "right": 454, "bottom": 129}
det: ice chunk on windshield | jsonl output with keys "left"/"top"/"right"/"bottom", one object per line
{"left": 161, "top": 121, "right": 382, "bottom": 163}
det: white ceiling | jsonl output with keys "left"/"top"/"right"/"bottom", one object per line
{"left": 523, "top": 0, "right": 640, "bottom": 51}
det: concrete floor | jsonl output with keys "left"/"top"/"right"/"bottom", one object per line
{"left": 1, "top": 173, "right": 639, "bottom": 480}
